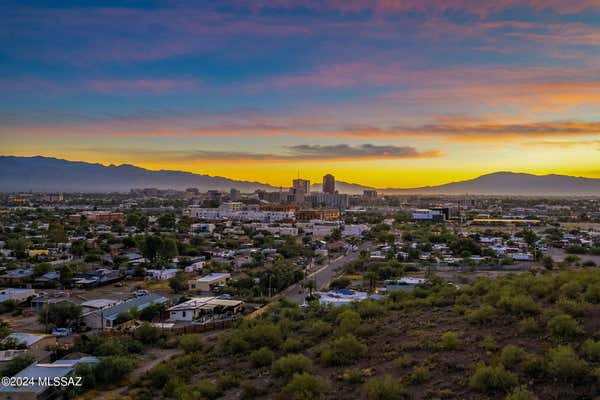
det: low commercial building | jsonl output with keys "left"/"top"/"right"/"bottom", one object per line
{"left": 67, "top": 211, "right": 124, "bottom": 223}
{"left": 412, "top": 209, "right": 445, "bottom": 222}
{"left": 295, "top": 209, "right": 340, "bottom": 222}
{"left": 188, "top": 273, "right": 231, "bottom": 292}
{"left": 167, "top": 296, "right": 242, "bottom": 321}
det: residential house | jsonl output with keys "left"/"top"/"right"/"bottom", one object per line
{"left": 83, "top": 293, "right": 168, "bottom": 329}
{"left": 167, "top": 297, "right": 242, "bottom": 321}
{"left": 188, "top": 273, "right": 231, "bottom": 292}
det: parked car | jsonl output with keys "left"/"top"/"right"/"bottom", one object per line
{"left": 52, "top": 327, "right": 72, "bottom": 337}
{"left": 133, "top": 289, "right": 148, "bottom": 297}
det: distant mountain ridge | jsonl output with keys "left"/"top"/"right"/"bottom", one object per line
{"left": 1, "top": 156, "right": 599, "bottom": 195}
{"left": 380, "top": 172, "right": 600, "bottom": 196}
{"left": 0, "top": 156, "right": 278, "bottom": 193}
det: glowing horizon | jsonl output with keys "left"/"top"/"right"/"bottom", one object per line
{"left": 1, "top": 1, "right": 599, "bottom": 186}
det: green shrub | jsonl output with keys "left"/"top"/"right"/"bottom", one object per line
{"left": 500, "top": 344, "right": 526, "bottom": 368}
{"left": 1, "top": 354, "right": 35, "bottom": 376}
{"left": 559, "top": 281, "right": 583, "bottom": 299}
{"left": 220, "top": 332, "right": 250, "bottom": 354}
{"left": 556, "top": 297, "right": 588, "bottom": 317}
{"left": 546, "top": 314, "right": 583, "bottom": 339}
{"left": 320, "top": 334, "right": 368, "bottom": 366}
{"left": 342, "top": 369, "right": 366, "bottom": 384}
{"left": 178, "top": 334, "right": 204, "bottom": 353}
{"left": 240, "top": 380, "right": 263, "bottom": 399}
{"left": 466, "top": 304, "right": 498, "bottom": 324}
{"left": 518, "top": 318, "right": 539, "bottom": 336}
{"left": 498, "top": 295, "right": 539, "bottom": 316}
{"left": 134, "top": 322, "right": 161, "bottom": 344}
{"left": 282, "top": 338, "right": 304, "bottom": 353}
{"left": 242, "top": 322, "right": 283, "bottom": 349}
{"left": 480, "top": 335, "right": 498, "bottom": 351}
{"left": 94, "top": 356, "right": 137, "bottom": 385}
{"left": 272, "top": 354, "right": 313, "bottom": 380}
{"left": 356, "top": 300, "right": 387, "bottom": 319}
{"left": 146, "top": 363, "right": 172, "bottom": 389}
{"left": 217, "top": 371, "right": 241, "bottom": 390}
{"left": 583, "top": 339, "right": 600, "bottom": 362}
{"left": 522, "top": 354, "right": 544, "bottom": 378}
{"left": 308, "top": 320, "right": 331, "bottom": 338}
{"left": 280, "top": 373, "right": 328, "bottom": 400}
{"left": 336, "top": 309, "right": 361, "bottom": 335}
{"left": 361, "top": 375, "right": 406, "bottom": 400}
{"left": 192, "top": 379, "right": 222, "bottom": 400}
{"left": 409, "top": 365, "right": 431, "bottom": 384}
{"left": 250, "top": 347, "right": 274, "bottom": 367}
{"left": 504, "top": 386, "right": 538, "bottom": 400}
{"left": 545, "top": 345, "right": 588, "bottom": 382}
{"left": 436, "top": 331, "right": 461, "bottom": 351}
{"left": 584, "top": 283, "right": 600, "bottom": 304}
{"left": 469, "top": 363, "right": 518, "bottom": 395}
{"left": 392, "top": 354, "right": 414, "bottom": 368}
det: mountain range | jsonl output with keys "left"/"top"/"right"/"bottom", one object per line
{"left": 1, "top": 156, "right": 599, "bottom": 196}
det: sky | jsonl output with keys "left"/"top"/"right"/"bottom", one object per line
{"left": 1, "top": 0, "right": 599, "bottom": 188}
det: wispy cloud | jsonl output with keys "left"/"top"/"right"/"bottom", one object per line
{"left": 76, "top": 143, "right": 442, "bottom": 162}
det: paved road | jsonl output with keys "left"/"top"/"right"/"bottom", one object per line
{"left": 282, "top": 242, "right": 370, "bottom": 304}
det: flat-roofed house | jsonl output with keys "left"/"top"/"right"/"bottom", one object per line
{"left": 167, "top": 297, "right": 242, "bottom": 321}
{"left": 187, "top": 272, "right": 231, "bottom": 292}
{"left": 0, "top": 288, "right": 36, "bottom": 303}
{"left": 5, "top": 333, "right": 56, "bottom": 351}
{"left": 0, "top": 356, "right": 98, "bottom": 400}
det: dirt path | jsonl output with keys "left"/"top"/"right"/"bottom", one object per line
{"left": 90, "top": 347, "right": 183, "bottom": 400}
{"left": 86, "top": 329, "right": 229, "bottom": 400}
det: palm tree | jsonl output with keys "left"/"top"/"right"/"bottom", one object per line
{"left": 363, "top": 271, "right": 378, "bottom": 292}
{"left": 302, "top": 279, "right": 317, "bottom": 300}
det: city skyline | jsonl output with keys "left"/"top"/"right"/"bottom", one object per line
{"left": 2, "top": 1, "right": 600, "bottom": 188}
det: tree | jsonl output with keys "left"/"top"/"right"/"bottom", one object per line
{"left": 160, "top": 236, "right": 179, "bottom": 260}
{"left": 2, "top": 354, "right": 35, "bottom": 377}
{"left": 0, "top": 320, "right": 11, "bottom": 339}
{"left": 169, "top": 272, "right": 187, "bottom": 293}
{"left": 47, "top": 221, "right": 67, "bottom": 243}
{"left": 40, "top": 302, "right": 82, "bottom": 327}
{"left": 6, "top": 236, "right": 31, "bottom": 258}
{"left": 59, "top": 264, "right": 74, "bottom": 287}
{"left": 363, "top": 270, "right": 378, "bottom": 292}
{"left": 158, "top": 213, "right": 176, "bottom": 230}
{"left": 329, "top": 228, "right": 342, "bottom": 242}
{"left": 33, "top": 262, "right": 53, "bottom": 277}
{"left": 542, "top": 256, "right": 554, "bottom": 270}
{"left": 302, "top": 279, "right": 317, "bottom": 300}
{"left": 139, "top": 303, "right": 166, "bottom": 321}
{"left": 178, "top": 215, "right": 193, "bottom": 233}
{"left": 135, "top": 322, "right": 161, "bottom": 344}
{"left": 71, "top": 240, "right": 86, "bottom": 257}
{"left": 140, "top": 235, "right": 163, "bottom": 262}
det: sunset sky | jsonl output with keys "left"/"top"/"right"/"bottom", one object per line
{"left": 1, "top": 0, "right": 599, "bottom": 188}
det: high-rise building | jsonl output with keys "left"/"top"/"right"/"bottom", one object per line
{"left": 323, "top": 174, "right": 335, "bottom": 194}
{"left": 292, "top": 179, "right": 310, "bottom": 194}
